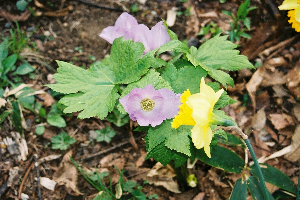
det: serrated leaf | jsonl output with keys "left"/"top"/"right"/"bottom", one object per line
{"left": 185, "top": 35, "right": 254, "bottom": 86}
{"left": 161, "top": 64, "right": 207, "bottom": 94}
{"left": 145, "top": 140, "right": 188, "bottom": 167}
{"left": 207, "top": 68, "right": 234, "bottom": 87}
{"left": 246, "top": 176, "right": 275, "bottom": 200}
{"left": 214, "top": 91, "right": 236, "bottom": 109}
{"left": 163, "top": 19, "right": 178, "bottom": 40}
{"left": 156, "top": 40, "right": 189, "bottom": 56}
{"left": 48, "top": 61, "right": 119, "bottom": 119}
{"left": 117, "top": 69, "right": 171, "bottom": 114}
{"left": 147, "top": 120, "right": 192, "bottom": 156}
{"left": 196, "top": 145, "right": 244, "bottom": 173}
{"left": 229, "top": 178, "right": 247, "bottom": 200}
{"left": 249, "top": 164, "right": 297, "bottom": 194}
{"left": 243, "top": 17, "right": 251, "bottom": 30}
{"left": 109, "top": 37, "right": 150, "bottom": 84}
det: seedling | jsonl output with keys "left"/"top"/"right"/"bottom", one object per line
{"left": 51, "top": 132, "right": 76, "bottom": 150}
{"left": 95, "top": 127, "right": 116, "bottom": 143}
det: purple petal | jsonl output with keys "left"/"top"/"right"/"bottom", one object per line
{"left": 148, "top": 21, "right": 171, "bottom": 50}
{"left": 99, "top": 12, "right": 138, "bottom": 44}
{"left": 131, "top": 24, "right": 151, "bottom": 53}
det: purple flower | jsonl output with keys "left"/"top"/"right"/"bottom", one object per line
{"left": 119, "top": 85, "right": 181, "bottom": 127}
{"left": 99, "top": 12, "right": 171, "bottom": 54}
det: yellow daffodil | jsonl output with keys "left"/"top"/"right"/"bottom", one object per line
{"left": 171, "top": 77, "right": 224, "bottom": 158}
{"left": 279, "top": 0, "right": 300, "bottom": 32}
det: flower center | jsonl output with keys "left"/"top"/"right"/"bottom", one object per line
{"left": 140, "top": 98, "right": 155, "bottom": 111}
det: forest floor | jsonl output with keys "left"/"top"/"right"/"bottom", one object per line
{"left": 1, "top": 0, "right": 300, "bottom": 199}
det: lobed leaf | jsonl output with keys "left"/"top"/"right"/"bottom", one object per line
{"left": 48, "top": 61, "right": 119, "bottom": 119}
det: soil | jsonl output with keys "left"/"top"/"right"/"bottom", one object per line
{"left": 1, "top": 0, "right": 300, "bottom": 200}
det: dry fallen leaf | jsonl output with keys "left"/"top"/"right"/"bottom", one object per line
{"left": 52, "top": 150, "right": 83, "bottom": 195}
{"left": 269, "top": 113, "right": 294, "bottom": 130}
{"left": 293, "top": 103, "right": 300, "bottom": 122}
{"left": 285, "top": 126, "right": 300, "bottom": 162}
{"left": 166, "top": 8, "right": 177, "bottom": 27}
{"left": 147, "top": 162, "right": 181, "bottom": 193}
{"left": 286, "top": 62, "right": 300, "bottom": 99}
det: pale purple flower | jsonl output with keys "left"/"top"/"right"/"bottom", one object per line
{"left": 119, "top": 85, "right": 181, "bottom": 127}
{"left": 99, "top": 12, "right": 171, "bottom": 54}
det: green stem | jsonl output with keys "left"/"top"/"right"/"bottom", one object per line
{"left": 297, "top": 167, "right": 300, "bottom": 200}
{"left": 169, "top": 161, "right": 187, "bottom": 192}
{"left": 244, "top": 138, "right": 269, "bottom": 200}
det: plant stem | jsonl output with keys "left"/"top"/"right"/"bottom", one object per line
{"left": 169, "top": 161, "right": 187, "bottom": 192}
{"left": 225, "top": 126, "right": 270, "bottom": 200}
{"left": 297, "top": 167, "right": 300, "bottom": 200}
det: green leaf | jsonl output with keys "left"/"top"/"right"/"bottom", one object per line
{"left": 239, "top": 32, "right": 251, "bottom": 39}
{"left": 117, "top": 69, "right": 171, "bottom": 114}
{"left": 196, "top": 145, "right": 244, "bottom": 173}
{"left": 216, "top": 132, "right": 246, "bottom": 148}
{"left": 95, "top": 127, "right": 116, "bottom": 143}
{"left": 16, "top": 0, "right": 28, "bottom": 11}
{"left": 229, "top": 178, "right": 247, "bottom": 200}
{"left": 47, "top": 115, "right": 66, "bottom": 128}
{"left": 222, "top": 10, "right": 234, "bottom": 18}
{"left": 0, "top": 38, "right": 9, "bottom": 62}
{"left": 123, "top": 180, "right": 138, "bottom": 193}
{"left": 246, "top": 176, "right": 275, "bottom": 200}
{"left": 249, "top": 164, "right": 297, "bottom": 194}
{"left": 163, "top": 19, "right": 178, "bottom": 40}
{"left": 147, "top": 120, "right": 192, "bottom": 156}
{"left": 161, "top": 63, "right": 207, "bottom": 94}
{"left": 237, "top": 0, "right": 250, "bottom": 19}
{"left": 51, "top": 132, "right": 76, "bottom": 150}
{"left": 13, "top": 63, "right": 35, "bottom": 75}
{"left": 35, "top": 125, "right": 45, "bottom": 135}
{"left": 145, "top": 141, "right": 188, "bottom": 167}
{"left": 214, "top": 90, "right": 236, "bottom": 109}
{"left": 109, "top": 37, "right": 148, "bottom": 84}
{"left": 0, "top": 110, "right": 12, "bottom": 124}
{"left": 48, "top": 61, "right": 119, "bottom": 119}
{"left": 3, "top": 54, "right": 17, "bottom": 74}
{"left": 11, "top": 101, "right": 23, "bottom": 134}
{"left": 243, "top": 17, "right": 251, "bottom": 30}
{"left": 156, "top": 40, "right": 189, "bottom": 56}
{"left": 185, "top": 35, "right": 253, "bottom": 86}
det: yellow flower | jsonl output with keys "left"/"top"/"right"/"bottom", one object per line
{"left": 171, "top": 77, "right": 224, "bottom": 158}
{"left": 278, "top": 0, "right": 300, "bottom": 32}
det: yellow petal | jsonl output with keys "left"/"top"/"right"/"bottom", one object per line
{"left": 279, "top": 0, "right": 299, "bottom": 10}
{"left": 171, "top": 90, "right": 195, "bottom": 129}
{"left": 295, "top": 7, "right": 300, "bottom": 22}
{"left": 191, "top": 124, "right": 212, "bottom": 158}
{"left": 288, "top": 10, "right": 300, "bottom": 32}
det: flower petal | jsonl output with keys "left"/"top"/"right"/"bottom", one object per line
{"left": 191, "top": 124, "right": 212, "bottom": 158}
{"left": 147, "top": 21, "right": 171, "bottom": 51}
{"left": 278, "top": 0, "right": 299, "bottom": 10}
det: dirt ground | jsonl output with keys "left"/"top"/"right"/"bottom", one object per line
{"left": 1, "top": 0, "right": 300, "bottom": 199}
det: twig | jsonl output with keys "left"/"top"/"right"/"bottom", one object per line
{"left": 18, "top": 161, "right": 34, "bottom": 199}
{"left": 74, "top": 140, "right": 129, "bottom": 161}
{"left": 72, "top": 0, "right": 124, "bottom": 12}
{"left": 33, "top": 154, "right": 42, "bottom": 200}
{"left": 74, "top": 133, "right": 146, "bottom": 160}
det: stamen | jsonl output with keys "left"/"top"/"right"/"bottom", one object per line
{"left": 140, "top": 98, "right": 155, "bottom": 111}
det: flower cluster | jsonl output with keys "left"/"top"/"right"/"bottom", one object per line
{"left": 171, "top": 78, "right": 224, "bottom": 158}
{"left": 279, "top": 0, "right": 300, "bottom": 32}
{"left": 120, "top": 85, "right": 181, "bottom": 127}
{"left": 99, "top": 12, "right": 171, "bottom": 54}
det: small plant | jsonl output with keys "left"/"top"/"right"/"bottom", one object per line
{"left": 16, "top": 0, "right": 32, "bottom": 11}
{"left": 130, "top": 4, "right": 139, "bottom": 13}
{"left": 95, "top": 127, "right": 116, "bottom": 143}
{"left": 71, "top": 158, "right": 158, "bottom": 200}
{"left": 177, "top": 6, "right": 192, "bottom": 16}
{"left": 105, "top": 107, "right": 130, "bottom": 127}
{"left": 51, "top": 132, "right": 76, "bottom": 150}
{"left": 222, "top": 0, "right": 256, "bottom": 42}
{"left": 198, "top": 21, "right": 223, "bottom": 42}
